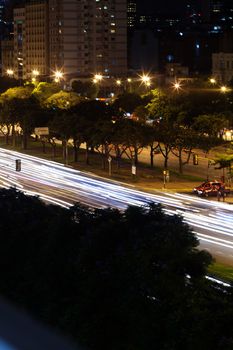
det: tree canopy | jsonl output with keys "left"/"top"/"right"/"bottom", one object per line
{"left": 45, "top": 91, "right": 83, "bottom": 109}
{"left": 0, "top": 188, "right": 233, "bottom": 349}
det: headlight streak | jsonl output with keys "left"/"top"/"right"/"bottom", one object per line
{"left": 196, "top": 232, "right": 233, "bottom": 247}
{"left": 1, "top": 147, "right": 233, "bottom": 258}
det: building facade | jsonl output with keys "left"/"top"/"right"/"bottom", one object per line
{"left": 212, "top": 52, "right": 233, "bottom": 83}
{"left": 1, "top": 38, "right": 14, "bottom": 72}
{"left": 49, "top": 0, "right": 127, "bottom": 78}
{"left": 25, "top": 0, "right": 49, "bottom": 79}
{"left": 13, "top": 6, "right": 25, "bottom": 80}
{"left": 3, "top": 0, "right": 127, "bottom": 80}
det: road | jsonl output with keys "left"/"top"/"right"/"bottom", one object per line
{"left": 0, "top": 148, "right": 233, "bottom": 265}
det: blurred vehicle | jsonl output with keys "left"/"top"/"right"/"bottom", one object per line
{"left": 193, "top": 181, "right": 230, "bottom": 197}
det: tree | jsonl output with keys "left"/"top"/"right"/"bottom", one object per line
{"left": 192, "top": 114, "right": 228, "bottom": 137}
{"left": 214, "top": 153, "right": 233, "bottom": 184}
{"left": 171, "top": 127, "right": 200, "bottom": 174}
{"left": 157, "top": 121, "right": 176, "bottom": 169}
{"left": 0, "top": 96, "right": 19, "bottom": 145}
{"left": 91, "top": 120, "right": 115, "bottom": 169}
{"left": 49, "top": 108, "right": 73, "bottom": 162}
{"left": 113, "top": 92, "right": 143, "bottom": 114}
{"left": 0, "top": 188, "right": 233, "bottom": 349}
{"left": 72, "top": 80, "right": 98, "bottom": 99}
{"left": 45, "top": 91, "right": 83, "bottom": 109}
{"left": 17, "top": 96, "right": 42, "bottom": 149}
{"left": 115, "top": 119, "right": 148, "bottom": 166}
{"left": 71, "top": 100, "right": 113, "bottom": 164}
{"left": 0, "top": 86, "right": 35, "bottom": 147}
{"left": 0, "top": 76, "right": 19, "bottom": 93}
{"left": 133, "top": 105, "right": 148, "bottom": 122}
{"left": 1, "top": 85, "right": 33, "bottom": 100}
{"left": 32, "top": 82, "right": 60, "bottom": 104}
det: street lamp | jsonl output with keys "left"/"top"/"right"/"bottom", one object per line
{"left": 172, "top": 81, "right": 181, "bottom": 91}
{"left": 220, "top": 85, "right": 227, "bottom": 93}
{"left": 210, "top": 78, "right": 216, "bottom": 84}
{"left": 94, "top": 74, "right": 103, "bottom": 82}
{"left": 54, "top": 70, "right": 64, "bottom": 83}
{"left": 140, "top": 74, "right": 151, "bottom": 85}
{"left": 32, "top": 69, "right": 39, "bottom": 77}
{"left": 116, "top": 79, "right": 122, "bottom": 86}
{"left": 31, "top": 69, "right": 40, "bottom": 83}
{"left": 6, "top": 69, "right": 14, "bottom": 77}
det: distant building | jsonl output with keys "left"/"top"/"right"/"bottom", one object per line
{"left": 3, "top": 0, "right": 127, "bottom": 80}
{"left": 1, "top": 38, "right": 14, "bottom": 74}
{"left": 13, "top": 6, "right": 25, "bottom": 80}
{"left": 212, "top": 52, "right": 233, "bottom": 83}
{"left": 165, "top": 63, "right": 189, "bottom": 78}
{"left": 25, "top": 1, "right": 49, "bottom": 79}
{"left": 48, "top": 0, "right": 127, "bottom": 78}
{"left": 127, "top": 0, "right": 136, "bottom": 28}
{"left": 129, "top": 28, "right": 158, "bottom": 72}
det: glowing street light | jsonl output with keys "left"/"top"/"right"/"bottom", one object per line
{"left": 220, "top": 85, "right": 227, "bottom": 93}
{"left": 127, "top": 78, "right": 132, "bottom": 83}
{"left": 54, "top": 70, "right": 64, "bottom": 82}
{"left": 6, "top": 69, "right": 14, "bottom": 77}
{"left": 140, "top": 74, "right": 151, "bottom": 84}
{"left": 116, "top": 79, "right": 122, "bottom": 86}
{"left": 210, "top": 78, "right": 216, "bottom": 84}
{"left": 32, "top": 69, "right": 39, "bottom": 77}
{"left": 173, "top": 81, "right": 181, "bottom": 91}
{"left": 94, "top": 74, "right": 103, "bottom": 82}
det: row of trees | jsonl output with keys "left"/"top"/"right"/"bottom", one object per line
{"left": 1, "top": 187, "right": 233, "bottom": 349}
{"left": 0, "top": 81, "right": 232, "bottom": 173}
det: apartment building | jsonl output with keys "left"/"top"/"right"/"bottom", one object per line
{"left": 13, "top": 6, "right": 25, "bottom": 80}
{"left": 212, "top": 52, "right": 233, "bottom": 83}
{"left": 4, "top": 0, "right": 127, "bottom": 80}
{"left": 1, "top": 39, "right": 14, "bottom": 73}
{"left": 24, "top": 0, "right": 49, "bottom": 79}
{"left": 48, "top": 0, "right": 127, "bottom": 78}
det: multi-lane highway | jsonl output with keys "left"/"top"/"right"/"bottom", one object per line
{"left": 0, "top": 148, "right": 233, "bottom": 265}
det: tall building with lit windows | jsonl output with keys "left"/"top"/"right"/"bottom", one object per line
{"left": 12, "top": 1, "right": 49, "bottom": 80}
{"left": 13, "top": 6, "right": 25, "bottom": 80}
{"left": 127, "top": 0, "right": 136, "bottom": 27}
{"left": 48, "top": 0, "right": 127, "bottom": 78}
{"left": 9, "top": 0, "right": 127, "bottom": 80}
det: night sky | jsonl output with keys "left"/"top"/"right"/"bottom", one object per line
{"left": 137, "top": 0, "right": 188, "bottom": 14}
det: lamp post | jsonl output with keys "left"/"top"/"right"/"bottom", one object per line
{"left": 210, "top": 78, "right": 216, "bottom": 85}
{"left": 6, "top": 69, "right": 14, "bottom": 78}
{"left": 127, "top": 77, "right": 132, "bottom": 92}
{"left": 54, "top": 70, "right": 64, "bottom": 83}
{"left": 140, "top": 74, "right": 151, "bottom": 92}
{"left": 31, "top": 69, "right": 39, "bottom": 83}
{"left": 220, "top": 85, "right": 229, "bottom": 111}
{"left": 93, "top": 73, "right": 103, "bottom": 96}
{"left": 220, "top": 85, "right": 227, "bottom": 93}
{"left": 173, "top": 81, "right": 181, "bottom": 91}
{"left": 108, "top": 156, "right": 112, "bottom": 176}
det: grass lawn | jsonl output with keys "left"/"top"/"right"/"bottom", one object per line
{"left": 208, "top": 262, "right": 233, "bottom": 283}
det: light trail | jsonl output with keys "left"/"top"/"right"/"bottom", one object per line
{"left": 0, "top": 148, "right": 233, "bottom": 262}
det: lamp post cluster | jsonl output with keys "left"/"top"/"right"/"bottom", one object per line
{"left": 209, "top": 77, "right": 230, "bottom": 93}
{"left": 5, "top": 68, "right": 65, "bottom": 84}
{"left": 4, "top": 69, "right": 160, "bottom": 96}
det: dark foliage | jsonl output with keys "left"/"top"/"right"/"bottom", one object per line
{"left": 0, "top": 188, "right": 232, "bottom": 349}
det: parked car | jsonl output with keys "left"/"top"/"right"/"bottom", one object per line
{"left": 193, "top": 181, "right": 230, "bottom": 197}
